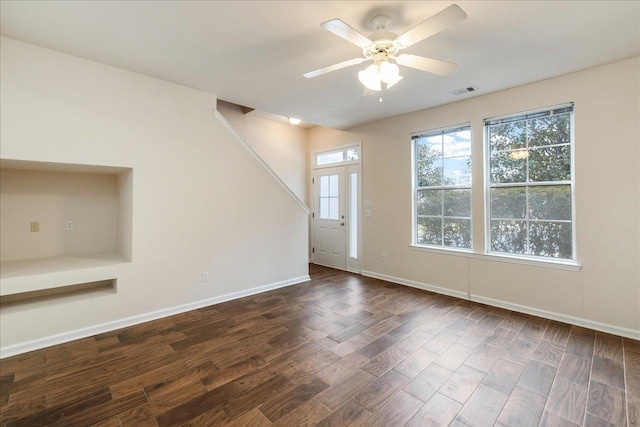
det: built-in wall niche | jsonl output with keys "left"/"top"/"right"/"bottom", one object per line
{"left": 0, "top": 279, "right": 117, "bottom": 308}
{"left": 0, "top": 159, "right": 132, "bottom": 297}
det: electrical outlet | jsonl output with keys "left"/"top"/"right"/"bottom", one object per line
{"left": 66, "top": 221, "right": 74, "bottom": 231}
{"left": 201, "top": 272, "right": 209, "bottom": 282}
{"left": 30, "top": 222, "right": 40, "bottom": 232}
{"left": 381, "top": 254, "right": 387, "bottom": 262}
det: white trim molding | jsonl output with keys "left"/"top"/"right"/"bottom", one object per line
{"left": 214, "top": 109, "right": 311, "bottom": 215}
{"left": 362, "top": 270, "right": 469, "bottom": 300}
{"left": 409, "top": 245, "right": 582, "bottom": 272}
{"left": 470, "top": 294, "right": 640, "bottom": 340}
{"left": 0, "top": 275, "right": 310, "bottom": 359}
{"left": 362, "top": 270, "right": 639, "bottom": 340}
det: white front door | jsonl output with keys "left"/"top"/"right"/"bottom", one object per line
{"left": 313, "top": 166, "right": 346, "bottom": 269}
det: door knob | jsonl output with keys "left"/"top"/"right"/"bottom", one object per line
{"left": 340, "top": 222, "right": 345, "bottom": 226}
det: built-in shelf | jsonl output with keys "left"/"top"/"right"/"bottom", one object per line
{"left": 0, "top": 252, "right": 127, "bottom": 296}
{"left": 0, "top": 279, "right": 116, "bottom": 307}
{"left": 0, "top": 159, "right": 133, "bottom": 299}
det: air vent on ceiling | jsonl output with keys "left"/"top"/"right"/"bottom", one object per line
{"left": 450, "top": 86, "right": 477, "bottom": 96}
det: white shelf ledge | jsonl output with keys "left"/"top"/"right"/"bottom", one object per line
{"left": 0, "top": 252, "right": 128, "bottom": 296}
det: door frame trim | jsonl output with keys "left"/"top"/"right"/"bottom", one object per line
{"left": 310, "top": 142, "right": 362, "bottom": 274}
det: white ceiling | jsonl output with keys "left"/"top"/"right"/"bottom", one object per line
{"left": 1, "top": 1, "right": 639, "bottom": 129}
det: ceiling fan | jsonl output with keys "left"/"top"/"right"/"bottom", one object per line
{"left": 303, "top": 4, "right": 467, "bottom": 92}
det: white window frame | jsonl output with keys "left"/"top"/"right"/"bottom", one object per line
{"left": 411, "top": 123, "right": 473, "bottom": 252}
{"left": 483, "top": 103, "right": 577, "bottom": 262}
{"left": 314, "top": 145, "right": 360, "bottom": 168}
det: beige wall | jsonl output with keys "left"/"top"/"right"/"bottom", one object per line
{"left": 309, "top": 57, "right": 640, "bottom": 337}
{"left": 0, "top": 37, "right": 309, "bottom": 350}
{"left": 217, "top": 102, "right": 308, "bottom": 203}
{"left": 0, "top": 169, "right": 119, "bottom": 261}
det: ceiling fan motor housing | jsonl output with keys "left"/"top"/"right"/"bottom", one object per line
{"left": 363, "top": 32, "right": 399, "bottom": 63}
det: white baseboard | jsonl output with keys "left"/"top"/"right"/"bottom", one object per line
{"left": 362, "top": 270, "right": 640, "bottom": 340}
{"left": 471, "top": 294, "right": 640, "bottom": 340}
{"left": 362, "top": 270, "right": 469, "bottom": 300}
{"left": 0, "top": 275, "right": 310, "bottom": 359}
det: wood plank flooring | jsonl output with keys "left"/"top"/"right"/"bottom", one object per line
{"left": 1, "top": 264, "right": 638, "bottom": 426}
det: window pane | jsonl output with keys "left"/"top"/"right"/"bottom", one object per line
{"left": 490, "top": 220, "right": 527, "bottom": 254}
{"left": 417, "top": 189, "right": 441, "bottom": 216}
{"left": 443, "top": 157, "right": 471, "bottom": 186}
{"left": 328, "top": 197, "right": 339, "bottom": 220}
{"left": 529, "top": 221, "right": 572, "bottom": 258}
{"left": 443, "top": 189, "right": 470, "bottom": 217}
{"left": 319, "top": 197, "right": 329, "bottom": 219}
{"left": 417, "top": 159, "right": 442, "bottom": 187}
{"left": 346, "top": 148, "right": 359, "bottom": 161}
{"left": 490, "top": 187, "right": 526, "bottom": 219}
{"left": 417, "top": 217, "right": 441, "bottom": 245}
{"left": 527, "top": 114, "right": 570, "bottom": 147}
{"left": 487, "top": 107, "right": 573, "bottom": 261}
{"left": 443, "top": 218, "right": 471, "bottom": 248}
{"left": 329, "top": 174, "right": 339, "bottom": 197}
{"left": 349, "top": 173, "right": 358, "bottom": 259}
{"left": 317, "top": 151, "right": 344, "bottom": 165}
{"left": 529, "top": 185, "right": 572, "bottom": 220}
{"left": 443, "top": 130, "right": 471, "bottom": 157}
{"left": 489, "top": 122, "right": 526, "bottom": 152}
{"left": 490, "top": 151, "right": 526, "bottom": 184}
{"left": 528, "top": 145, "right": 571, "bottom": 182}
{"left": 414, "top": 125, "right": 471, "bottom": 250}
{"left": 417, "top": 136, "right": 443, "bottom": 157}
{"left": 320, "top": 175, "right": 329, "bottom": 197}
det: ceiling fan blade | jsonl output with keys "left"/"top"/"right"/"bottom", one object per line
{"left": 321, "top": 19, "right": 373, "bottom": 48}
{"left": 396, "top": 54, "right": 457, "bottom": 76}
{"left": 395, "top": 4, "right": 467, "bottom": 48}
{"left": 303, "top": 57, "right": 366, "bottom": 78}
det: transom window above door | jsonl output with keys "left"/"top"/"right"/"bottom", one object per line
{"left": 315, "top": 147, "right": 360, "bottom": 166}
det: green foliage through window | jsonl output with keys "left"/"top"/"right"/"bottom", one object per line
{"left": 413, "top": 126, "right": 472, "bottom": 249}
{"left": 486, "top": 107, "right": 574, "bottom": 259}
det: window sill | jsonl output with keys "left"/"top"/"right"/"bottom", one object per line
{"left": 409, "top": 245, "right": 582, "bottom": 271}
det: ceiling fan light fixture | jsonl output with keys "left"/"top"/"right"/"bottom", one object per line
{"left": 386, "top": 74, "right": 403, "bottom": 89}
{"left": 358, "top": 64, "right": 381, "bottom": 91}
{"left": 378, "top": 61, "right": 399, "bottom": 84}
{"left": 304, "top": 5, "right": 466, "bottom": 92}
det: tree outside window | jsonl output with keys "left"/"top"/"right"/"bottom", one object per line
{"left": 486, "top": 106, "right": 574, "bottom": 259}
{"left": 414, "top": 125, "right": 472, "bottom": 249}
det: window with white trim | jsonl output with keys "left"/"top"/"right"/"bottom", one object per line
{"left": 316, "top": 147, "right": 359, "bottom": 166}
{"left": 318, "top": 174, "right": 339, "bottom": 220}
{"left": 486, "top": 105, "right": 574, "bottom": 260}
{"left": 349, "top": 172, "right": 358, "bottom": 259}
{"left": 413, "top": 125, "right": 472, "bottom": 249}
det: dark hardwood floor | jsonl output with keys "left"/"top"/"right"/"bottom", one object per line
{"left": 1, "top": 264, "right": 638, "bottom": 426}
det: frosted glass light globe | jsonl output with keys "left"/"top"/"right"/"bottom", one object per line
{"left": 358, "top": 64, "right": 381, "bottom": 91}
{"left": 379, "top": 61, "right": 400, "bottom": 84}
